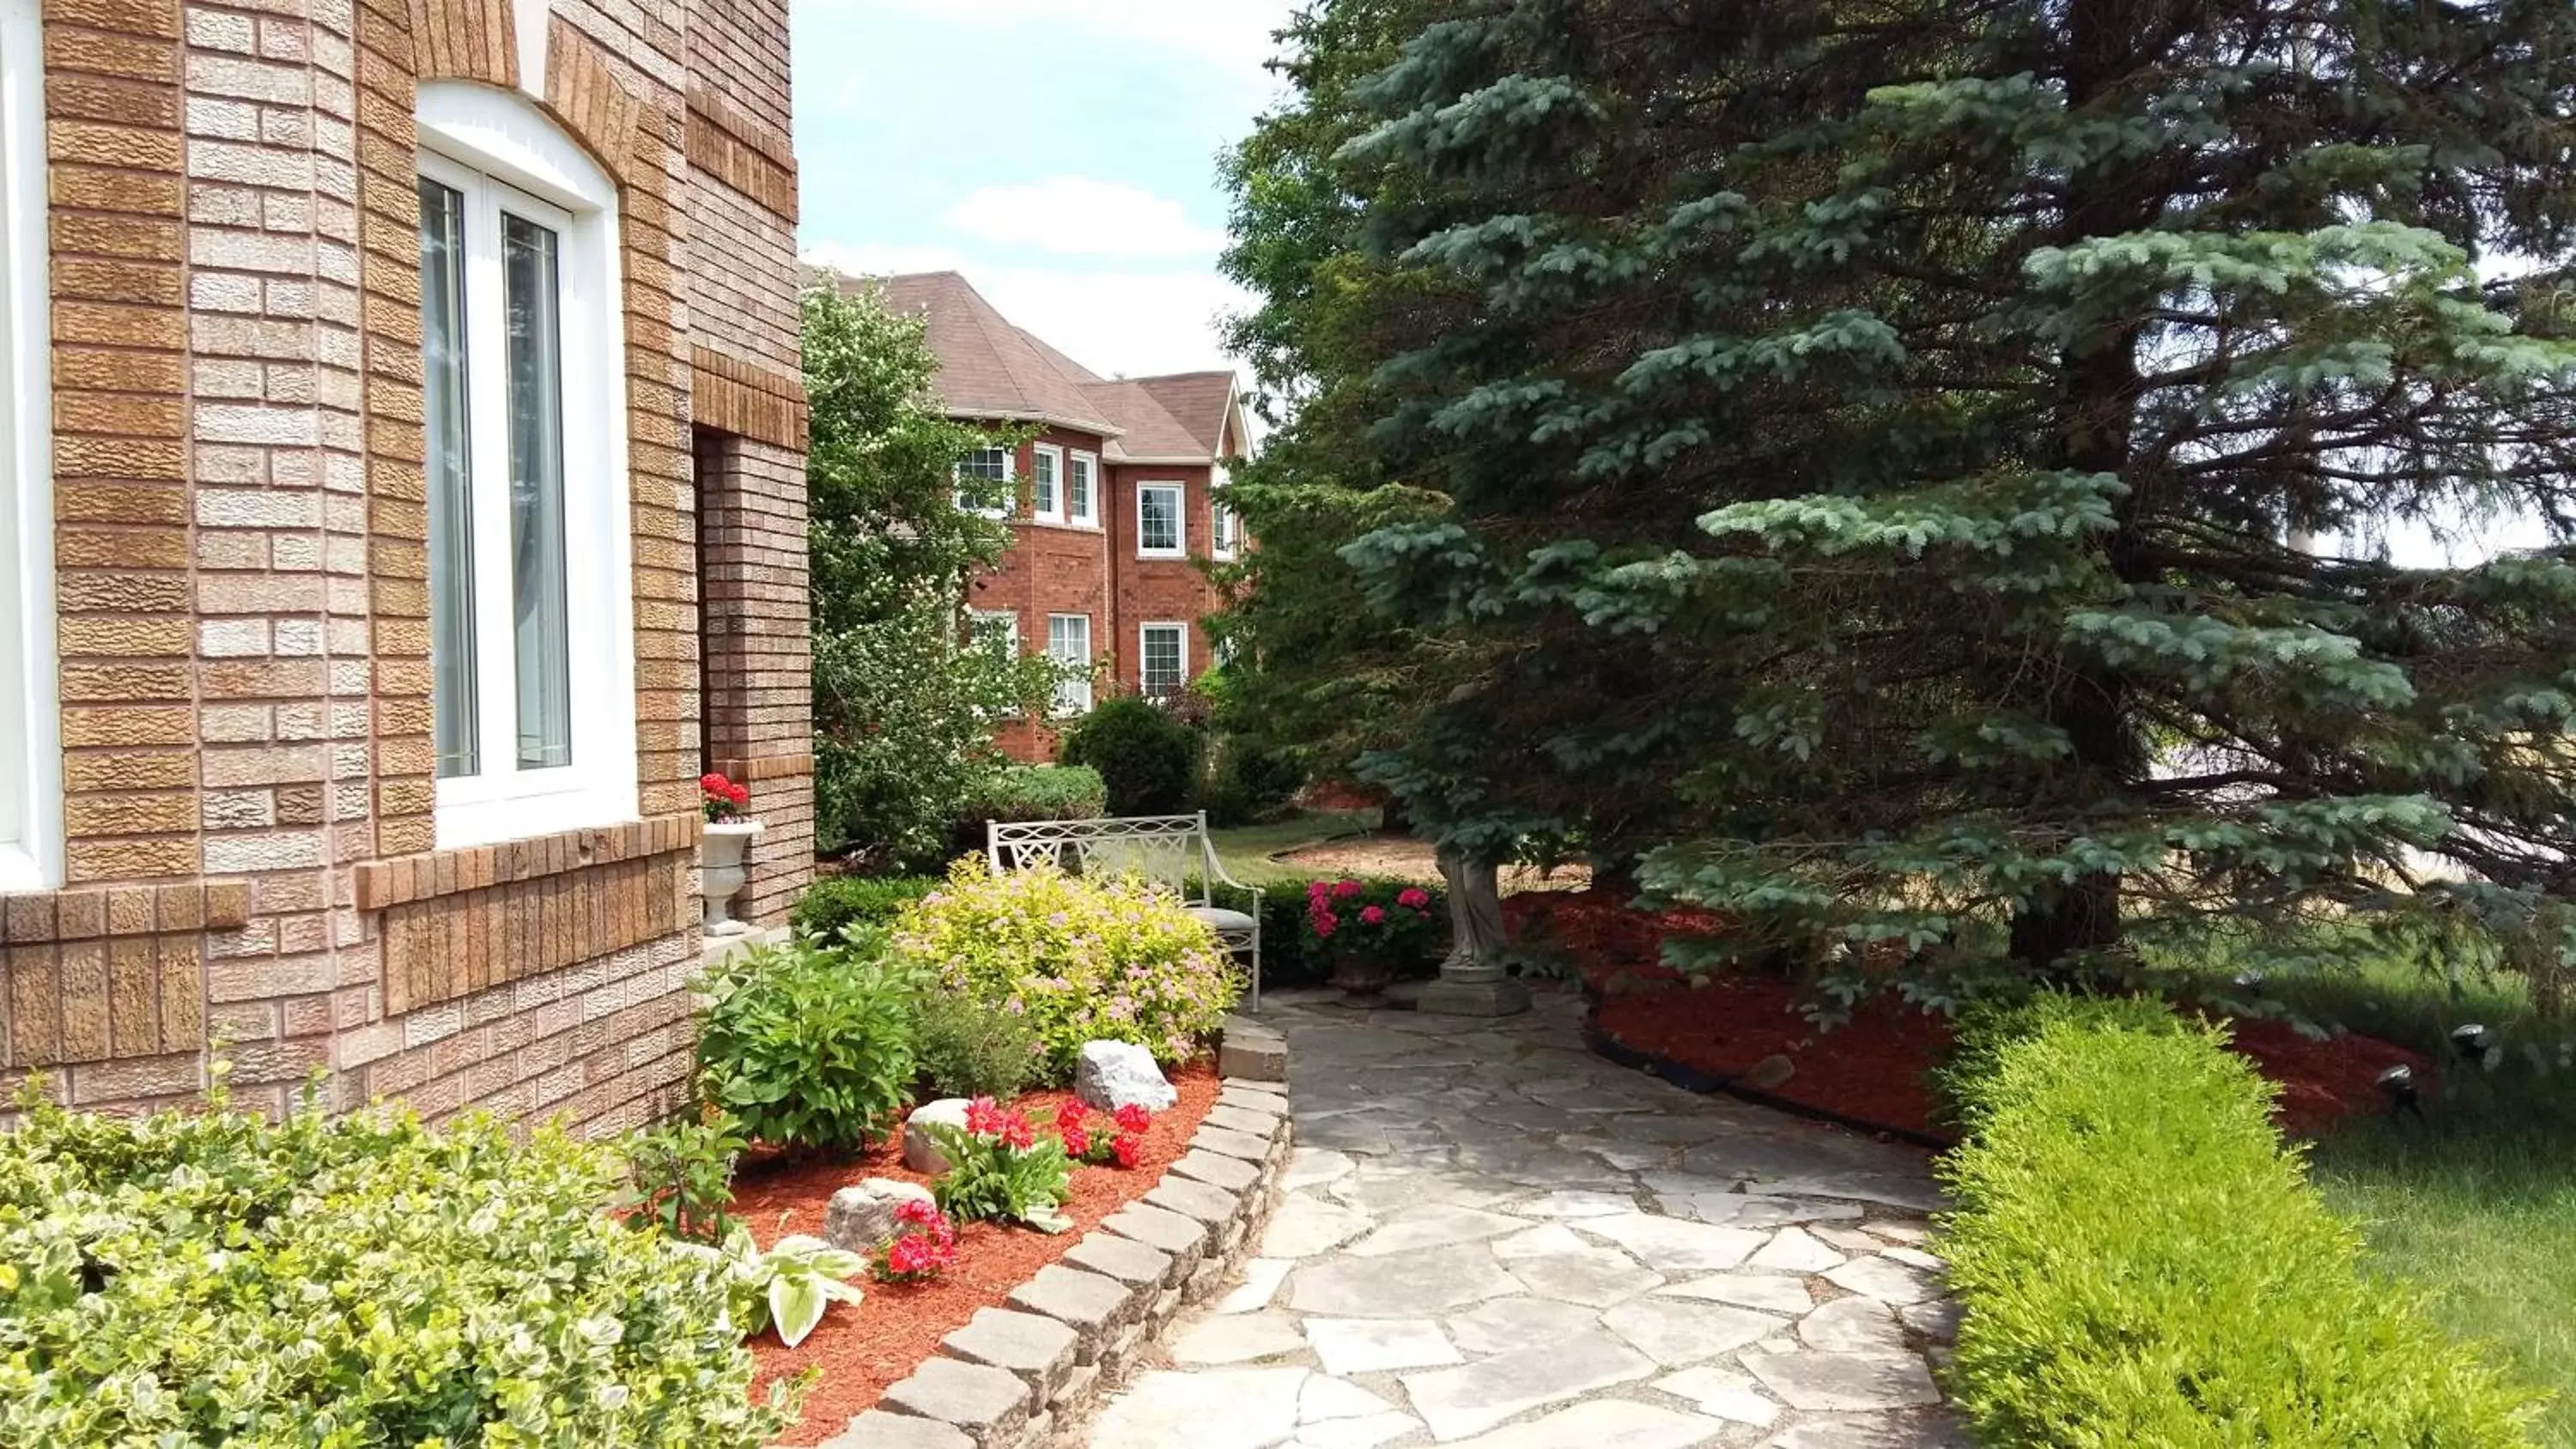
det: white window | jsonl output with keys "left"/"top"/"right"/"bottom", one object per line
{"left": 1067, "top": 451, "right": 1097, "bottom": 526}
{"left": 1031, "top": 444, "right": 1062, "bottom": 522}
{"left": 418, "top": 82, "right": 636, "bottom": 849}
{"left": 955, "top": 446, "right": 1013, "bottom": 517}
{"left": 0, "top": 0, "right": 54, "bottom": 890}
{"left": 969, "top": 608, "right": 1020, "bottom": 660}
{"left": 1212, "top": 499, "right": 1240, "bottom": 560}
{"left": 1137, "top": 482, "right": 1185, "bottom": 558}
{"left": 1047, "top": 614, "right": 1093, "bottom": 715}
{"left": 1139, "top": 622, "right": 1188, "bottom": 700}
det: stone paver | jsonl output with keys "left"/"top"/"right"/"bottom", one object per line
{"left": 1084, "top": 987, "right": 1964, "bottom": 1446}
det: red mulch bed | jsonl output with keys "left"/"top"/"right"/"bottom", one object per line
{"left": 1510, "top": 888, "right": 2430, "bottom": 1142}
{"left": 732, "top": 1063, "right": 1220, "bottom": 1445}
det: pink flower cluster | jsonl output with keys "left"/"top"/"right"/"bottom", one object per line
{"left": 1306, "top": 879, "right": 1437, "bottom": 938}
{"left": 1056, "top": 1099, "right": 1151, "bottom": 1168}
{"left": 873, "top": 1197, "right": 959, "bottom": 1283}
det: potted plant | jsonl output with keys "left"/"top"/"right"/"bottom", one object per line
{"left": 1303, "top": 878, "right": 1440, "bottom": 1005}
{"left": 700, "top": 772, "right": 762, "bottom": 937}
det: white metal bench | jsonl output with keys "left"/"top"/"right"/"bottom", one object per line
{"left": 986, "top": 810, "right": 1263, "bottom": 1013}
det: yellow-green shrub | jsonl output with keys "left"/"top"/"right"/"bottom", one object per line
{"left": 892, "top": 858, "right": 1238, "bottom": 1070}
{"left": 0, "top": 1085, "right": 792, "bottom": 1448}
{"left": 1939, "top": 998, "right": 2540, "bottom": 1446}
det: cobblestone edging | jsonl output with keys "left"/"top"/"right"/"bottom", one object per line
{"left": 820, "top": 1016, "right": 1294, "bottom": 1449}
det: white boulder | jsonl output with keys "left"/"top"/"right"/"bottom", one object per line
{"left": 1075, "top": 1040, "right": 1177, "bottom": 1113}
{"left": 823, "top": 1176, "right": 937, "bottom": 1252}
{"left": 902, "top": 1097, "right": 973, "bottom": 1173}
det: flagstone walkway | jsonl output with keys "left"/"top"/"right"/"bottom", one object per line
{"left": 1084, "top": 986, "right": 1969, "bottom": 1449}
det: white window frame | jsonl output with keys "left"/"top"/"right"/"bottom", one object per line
{"left": 0, "top": 0, "right": 54, "bottom": 891}
{"left": 1030, "top": 443, "right": 1063, "bottom": 523}
{"left": 1211, "top": 497, "right": 1240, "bottom": 561}
{"left": 969, "top": 607, "right": 1021, "bottom": 658}
{"left": 1067, "top": 450, "right": 1098, "bottom": 527}
{"left": 1046, "top": 613, "right": 1092, "bottom": 716}
{"left": 1137, "top": 482, "right": 1186, "bottom": 559}
{"left": 1139, "top": 621, "right": 1188, "bottom": 700}
{"left": 418, "top": 82, "right": 637, "bottom": 850}
{"left": 955, "top": 446, "right": 1014, "bottom": 518}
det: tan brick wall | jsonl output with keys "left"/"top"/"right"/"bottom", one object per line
{"left": 3, "top": 0, "right": 809, "bottom": 1131}
{"left": 694, "top": 430, "right": 811, "bottom": 926}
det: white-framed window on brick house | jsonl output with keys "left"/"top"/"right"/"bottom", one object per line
{"left": 1137, "top": 482, "right": 1185, "bottom": 558}
{"left": 955, "top": 446, "right": 1013, "bottom": 518}
{"left": 1067, "top": 450, "right": 1097, "bottom": 526}
{"left": 417, "top": 82, "right": 637, "bottom": 850}
{"left": 0, "top": 0, "right": 55, "bottom": 891}
{"left": 1211, "top": 499, "right": 1241, "bottom": 561}
{"left": 1047, "top": 613, "right": 1092, "bottom": 716}
{"left": 1031, "top": 444, "right": 1062, "bottom": 522}
{"left": 1139, "top": 621, "right": 1188, "bottom": 700}
{"left": 969, "top": 607, "right": 1020, "bottom": 661}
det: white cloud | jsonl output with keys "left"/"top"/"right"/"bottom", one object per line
{"left": 939, "top": 178, "right": 1229, "bottom": 260}
{"left": 803, "top": 240, "right": 1254, "bottom": 381}
{"left": 854, "top": 0, "right": 1294, "bottom": 76}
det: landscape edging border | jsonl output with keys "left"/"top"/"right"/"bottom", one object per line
{"left": 1580, "top": 991, "right": 1957, "bottom": 1150}
{"left": 822, "top": 1015, "right": 1292, "bottom": 1449}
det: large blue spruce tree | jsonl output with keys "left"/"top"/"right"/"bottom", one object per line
{"left": 1236, "top": 0, "right": 2576, "bottom": 980}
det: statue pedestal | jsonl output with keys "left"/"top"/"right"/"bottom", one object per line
{"left": 1416, "top": 967, "right": 1531, "bottom": 1017}
{"left": 1420, "top": 846, "right": 1530, "bottom": 1017}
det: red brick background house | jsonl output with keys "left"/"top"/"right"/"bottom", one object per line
{"left": 0, "top": 0, "right": 811, "bottom": 1128}
{"left": 828, "top": 270, "right": 1248, "bottom": 761}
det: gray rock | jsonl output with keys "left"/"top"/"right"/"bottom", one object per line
{"left": 1170, "top": 1149, "right": 1260, "bottom": 1191}
{"left": 1145, "top": 1174, "right": 1239, "bottom": 1226}
{"left": 1398, "top": 1329, "right": 1656, "bottom": 1440}
{"left": 823, "top": 1177, "right": 938, "bottom": 1253}
{"left": 1075, "top": 1040, "right": 1178, "bottom": 1113}
{"left": 1102, "top": 1202, "right": 1211, "bottom": 1257}
{"left": 1294, "top": 1411, "right": 1419, "bottom": 1449}
{"left": 1601, "top": 1295, "right": 1782, "bottom": 1367}
{"left": 817, "top": 1409, "right": 975, "bottom": 1449}
{"left": 1203, "top": 1103, "right": 1280, "bottom": 1137}
{"left": 1651, "top": 1366, "right": 1782, "bottom": 1427}
{"left": 1007, "top": 1266, "right": 1138, "bottom": 1356}
{"left": 1900, "top": 1298, "right": 1962, "bottom": 1343}
{"left": 1065, "top": 1231, "right": 1177, "bottom": 1288}
{"left": 1219, "top": 1020, "right": 1289, "bottom": 1082}
{"left": 878, "top": 1358, "right": 1030, "bottom": 1447}
{"left": 1799, "top": 1296, "right": 1910, "bottom": 1355}
{"left": 1747, "top": 1226, "right": 1846, "bottom": 1273}
{"left": 939, "top": 1308, "right": 1078, "bottom": 1403}
{"left": 1192, "top": 1124, "right": 1275, "bottom": 1161}
{"left": 1345, "top": 1203, "right": 1530, "bottom": 1258}
{"left": 1765, "top": 1411, "right": 1970, "bottom": 1447}
{"left": 1823, "top": 1256, "right": 1944, "bottom": 1307}
{"left": 1656, "top": 1272, "right": 1814, "bottom": 1315}
{"left": 1445, "top": 1398, "right": 1731, "bottom": 1449}
{"left": 1259, "top": 1195, "right": 1373, "bottom": 1258}
{"left": 1443, "top": 1295, "right": 1602, "bottom": 1355}
{"left": 1745, "top": 1351, "right": 1943, "bottom": 1411}
{"left": 1171, "top": 1311, "right": 1307, "bottom": 1366}
{"left": 1089, "top": 1367, "right": 1306, "bottom": 1449}
{"left": 1575, "top": 1211, "right": 1766, "bottom": 1272}
{"left": 1302, "top": 1315, "right": 1462, "bottom": 1374}
{"left": 902, "top": 1099, "right": 972, "bottom": 1174}
{"left": 1498, "top": 1240, "right": 1667, "bottom": 1307}
{"left": 1286, "top": 1242, "right": 1520, "bottom": 1317}
{"left": 1745, "top": 1054, "right": 1796, "bottom": 1089}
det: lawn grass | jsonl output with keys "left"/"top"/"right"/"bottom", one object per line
{"left": 1206, "top": 809, "right": 1378, "bottom": 884}
{"left": 2160, "top": 934, "right": 2576, "bottom": 1442}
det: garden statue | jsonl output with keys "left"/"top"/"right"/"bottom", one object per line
{"left": 1419, "top": 846, "right": 1529, "bottom": 1016}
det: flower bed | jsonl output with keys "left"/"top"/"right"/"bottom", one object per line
{"left": 1516, "top": 888, "right": 2432, "bottom": 1139}
{"left": 734, "top": 1064, "right": 1221, "bottom": 1444}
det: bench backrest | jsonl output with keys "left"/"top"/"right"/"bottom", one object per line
{"left": 987, "top": 813, "right": 1218, "bottom": 906}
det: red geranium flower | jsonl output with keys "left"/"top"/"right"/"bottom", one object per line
{"left": 727, "top": 782, "right": 750, "bottom": 805}
{"left": 1113, "top": 1103, "right": 1152, "bottom": 1133}
{"left": 964, "top": 1096, "right": 1003, "bottom": 1137}
{"left": 1333, "top": 879, "right": 1363, "bottom": 899}
{"left": 1360, "top": 905, "right": 1386, "bottom": 925}
{"left": 1110, "top": 1132, "right": 1142, "bottom": 1168}
{"left": 999, "top": 1112, "right": 1036, "bottom": 1150}
{"left": 1397, "top": 887, "right": 1431, "bottom": 909}
{"left": 895, "top": 1198, "right": 941, "bottom": 1228}
{"left": 1064, "top": 1127, "right": 1091, "bottom": 1160}
{"left": 1312, "top": 912, "right": 1338, "bottom": 938}
{"left": 1054, "top": 1100, "right": 1090, "bottom": 1133}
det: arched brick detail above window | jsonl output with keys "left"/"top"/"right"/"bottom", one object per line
{"left": 404, "top": 0, "right": 517, "bottom": 91}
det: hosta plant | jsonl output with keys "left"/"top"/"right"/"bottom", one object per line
{"left": 695, "top": 940, "right": 918, "bottom": 1153}
{"left": 678, "top": 1225, "right": 869, "bottom": 1349}
{"left": 920, "top": 1097, "right": 1075, "bottom": 1233}
{"left": 893, "top": 857, "right": 1239, "bottom": 1070}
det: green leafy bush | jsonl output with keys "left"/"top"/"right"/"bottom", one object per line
{"left": 946, "top": 763, "right": 1109, "bottom": 855}
{"left": 620, "top": 1109, "right": 747, "bottom": 1244}
{"left": 792, "top": 874, "right": 939, "bottom": 944}
{"left": 0, "top": 1085, "right": 790, "bottom": 1448}
{"left": 913, "top": 987, "right": 1045, "bottom": 1100}
{"left": 1060, "top": 696, "right": 1203, "bottom": 815}
{"left": 1938, "top": 997, "right": 2541, "bottom": 1446}
{"left": 696, "top": 943, "right": 918, "bottom": 1153}
{"left": 920, "top": 1102, "right": 1074, "bottom": 1233}
{"left": 893, "top": 857, "right": 1238, "bottom": 1069}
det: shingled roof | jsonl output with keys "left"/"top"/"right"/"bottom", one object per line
{"left": 821, "top": 268, "right": 1242, "bottom": 465}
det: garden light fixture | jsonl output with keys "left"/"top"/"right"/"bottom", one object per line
{"left": 2375, "top": 1064, "right": 2424, "bottom": 1123}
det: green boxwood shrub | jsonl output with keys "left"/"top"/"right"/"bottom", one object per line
{"left": 0, "top": 1087, "right": 789, "bottom": 1448}
{"left": 892, "top": 857, "right": 1239, "bottom": 1069}
{"left": 791, "top": 874, "right": 939, "bottom": 943}
{"left": 1060, "top": 697, "right": 1202, "bottom": 815}
{"left": 1938, "top": 997, "right": 2539, "bottom": 1446}
{"left": 696, "top": 942, "right": 917, "bottom": 1153}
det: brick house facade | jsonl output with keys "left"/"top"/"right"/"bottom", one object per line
{"left": 0, "top": 0, "right": 811, "bottom": 1131}
{"left": 827, "top": 270, "right": 1247, "bottom": 762}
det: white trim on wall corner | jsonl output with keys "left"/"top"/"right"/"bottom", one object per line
{"left": 0, "top": 0, "right": 56, "bottom": 891}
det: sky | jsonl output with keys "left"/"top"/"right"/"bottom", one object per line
{"left": 791, "top": 0, "right": 1303, "bottom": 383}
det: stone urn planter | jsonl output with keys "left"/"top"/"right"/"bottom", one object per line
{"left": 1327, "top": 950, "right": 1396, "bottom": 1006}
{"left": 700, "top": 821, "right": 762, "bottom": 937}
